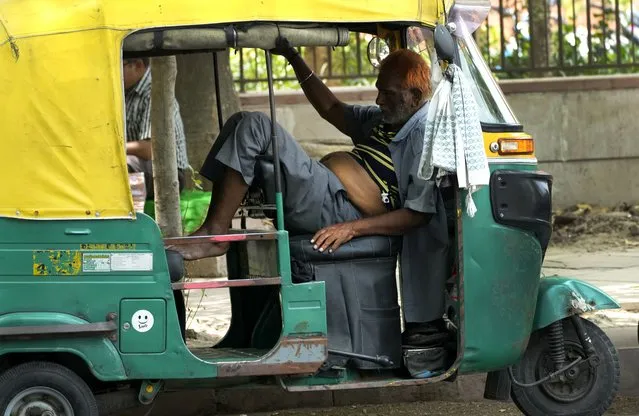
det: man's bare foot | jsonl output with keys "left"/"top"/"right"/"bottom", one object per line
{"left": 168, "top": 226, "right": 230, "bottom": 261}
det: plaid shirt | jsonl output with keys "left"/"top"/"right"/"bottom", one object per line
{"left": 125, "top": 68, "right": 189, "bottom": 170}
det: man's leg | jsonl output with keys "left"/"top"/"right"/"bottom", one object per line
{"left": 172, "top": 111, "right": 361, "bottom": 260}
{"left": 172, "top": 166, "right": 248, "bottom": 260}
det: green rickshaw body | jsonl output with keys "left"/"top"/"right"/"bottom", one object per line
{"left": 0, "top": 2, "right": 623, "bottom": 413}
{"left": 459, "top": 164, "right": 544, "bottom": 373}
{"left": 459, "top": 164, "right": 619, "bottom": 374}
{"left": 0, "top": 214, "right": 331, "bottom": 381}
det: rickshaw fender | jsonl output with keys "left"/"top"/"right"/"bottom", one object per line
{"left": 0, "top": 312, "right": 127, "bottom": 381}
{"left": 532, "top": 276, "right": 620, "bottom": 331}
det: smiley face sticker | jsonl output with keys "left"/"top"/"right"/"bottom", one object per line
{"left": 131, "top": 309, "right": 154, "bottom": 333}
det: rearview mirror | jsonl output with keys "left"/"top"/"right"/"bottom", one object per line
{"left": 367, "top": 37, "right": 390, "bottom": 68}
{"left": 434, "top": 24, "right": 456, "bottom": 63}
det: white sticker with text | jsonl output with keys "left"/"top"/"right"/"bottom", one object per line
{"left": 131, "top": 309, "right": 154, "bottom": 333}
{"left": 110, "top": 253, "right": 153, "bottom": 272}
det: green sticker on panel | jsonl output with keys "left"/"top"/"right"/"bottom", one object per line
{"left": 32, "top": 250, "right": 82, "bottom": 276}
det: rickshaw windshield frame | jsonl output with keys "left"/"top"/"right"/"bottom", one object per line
{"left": 406, "top": 25, "right": 520, "bottom": 127}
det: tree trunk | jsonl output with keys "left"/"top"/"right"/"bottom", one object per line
{"left": 175, "top": 51, "right": 241, "bottom": 191}
{"left": 174, "top": 51, "right": 241, "bottom": 278}
{"left": 151, "top": 55, "right": 183, "bottom": 238}
{"left": 529, "top": 0, "right": 550, "bottom": 71}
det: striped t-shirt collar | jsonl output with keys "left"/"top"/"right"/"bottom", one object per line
{"left": 130, "top": 67, "right": 151, "bottom": 96}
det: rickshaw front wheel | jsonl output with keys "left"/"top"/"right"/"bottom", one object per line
{"left": 510, "top": 317, "right": 620, "bottom": 416}
{"left": 0, "top": 361, "right": 98, "bottom": 416}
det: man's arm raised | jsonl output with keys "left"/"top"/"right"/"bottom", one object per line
{"left": 272, "top": 38, "right": 349, "bottom": 136}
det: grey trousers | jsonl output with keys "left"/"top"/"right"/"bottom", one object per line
{"left": 200, "top": 111, "right": 362, "bottom": 234}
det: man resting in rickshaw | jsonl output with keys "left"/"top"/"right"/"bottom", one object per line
{"left": 172, "top": 39, "right": 450, "bottom": 344}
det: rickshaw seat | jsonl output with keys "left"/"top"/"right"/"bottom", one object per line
{"left": 289, "top": 234, "right": 402, "bottom": 370}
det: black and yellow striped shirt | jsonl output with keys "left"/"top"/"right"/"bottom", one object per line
{"left": 349, "top": 123, "right": 400, "bottom": 210}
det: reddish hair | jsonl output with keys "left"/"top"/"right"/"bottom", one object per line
{"left": 379, "top": 49, "right": 431, "bottom": 98}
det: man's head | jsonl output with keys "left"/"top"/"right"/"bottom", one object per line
{"left": 123, "top": 57, "right": 149, "bottom": 90}
{"left": 375, "top": 49, "right": 431, "bottom": 126}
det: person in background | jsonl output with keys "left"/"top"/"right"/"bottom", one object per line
{"left": 122, "top": 57, "right": 189, "bottom": 198}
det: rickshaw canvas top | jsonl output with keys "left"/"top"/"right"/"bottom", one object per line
{"left": 0, "top": 1, "right": 443, "bottom": 37}
{"left": 0, "top": 0, "right": 444, "bottom": 221}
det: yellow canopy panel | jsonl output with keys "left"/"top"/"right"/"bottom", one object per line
{"left": 0, "top": 29, "right": 134, "bottom": 220}
{"left": 0, "top": 0, "right": 440, "bottom": 37}
{"left": 0, "top": 0, "right": 441, "bottom": 220}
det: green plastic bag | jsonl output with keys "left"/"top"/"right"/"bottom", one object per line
{"left": 144, "top": 189, "right": 212, "bottom": 235}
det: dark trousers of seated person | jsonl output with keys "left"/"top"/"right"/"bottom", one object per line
{"left": 127, "top": 155, "right": 186, "bottom": 199}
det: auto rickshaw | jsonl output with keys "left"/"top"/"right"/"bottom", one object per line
{"left": 0, "top": 1, "right": 622, "bottom": 415}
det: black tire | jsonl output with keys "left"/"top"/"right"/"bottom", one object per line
{"left": 0, "top": 361, "right": 99, "bottom": 416}
{"left": 511, "top": 317, "right": 620, "bottom": 416}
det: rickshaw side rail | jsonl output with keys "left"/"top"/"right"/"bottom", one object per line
{"left": 0, "top": 321, "right": 117, "bottom": 340}
{"left": 172, "top": 277, "right": 281, "bottom": 290}
{"left": 163, "top": 230, "right": 278, "bottom": 244}
{"left": 216, "top": 336, "right": 328, "bottom": 377}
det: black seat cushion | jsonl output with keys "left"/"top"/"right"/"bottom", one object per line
{"left": 288, "top": 234, "right": 400, "bottom": 262}
{"left": 165, "top": 249, "right": 185, "bottom": 283}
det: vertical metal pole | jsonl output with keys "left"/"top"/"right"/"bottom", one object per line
{"left": 356, "top": 34, "right": 362, "bottom": 76}
{"left": 212, "top": 52, "right": 224, "bottom": 132}
{"left": 615, "top": 0, "right": 621, "bottom": 65}
{"left": 528, "top": 0, "right": 535, "bottom": 69}
{"left": 632, "top": 1, "right": 636, "bottom": 63}
{"left": 557, "top": 0, "right": 564, "bottom": 68}
{"left": 572, "top": 0, "right": 578, "bottom": 63}
{"left": 499, "top": 0, "right": 506, "bottom": 69}
{"left": 239, "top": 49, "right": 246, "bottom": 93}
{"left": 265, "top": 50, "right": 285, "bottom": 231}
{"left": 515, "top": 0, "right": 521, "bottom": 66}
{"left": 592, "top": 0, "right": 596, "bottom": 64}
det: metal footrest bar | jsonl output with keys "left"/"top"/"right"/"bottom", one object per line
{"left": 172, "top": 277, "right": 281, "bottom": 290}
{"left": 164, "top": 230, "right": 278, "bottom": 245}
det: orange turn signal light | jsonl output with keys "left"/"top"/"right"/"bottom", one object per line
{"left": 497, "top": 137, "right": 534, "bottom": 155}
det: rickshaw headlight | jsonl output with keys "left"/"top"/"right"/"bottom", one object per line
{"left": 497, "top": 137, "right": 535, "bottom": 155}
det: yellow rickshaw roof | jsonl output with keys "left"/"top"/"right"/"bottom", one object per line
{"left": 0, "top": 1, "right": 441, "bottom": 37}
{"left": 0, "top": 0, "right": 442, "bottom": 221}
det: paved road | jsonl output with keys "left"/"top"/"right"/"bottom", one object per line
{"left": 220, "top": 396, "right": 639, "bottom": 416}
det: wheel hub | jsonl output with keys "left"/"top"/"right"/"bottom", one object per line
{"left": 565, "top": 366, "right": 581, "bottom": 380}
{"left": 15, "top": 399, "right": 56, "bottom": 416}
{"left": 5, "top": 386, "right": 74, "bottom": 416}
{"left": 538, "top": 344, "right": 596, "bottom": 403}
